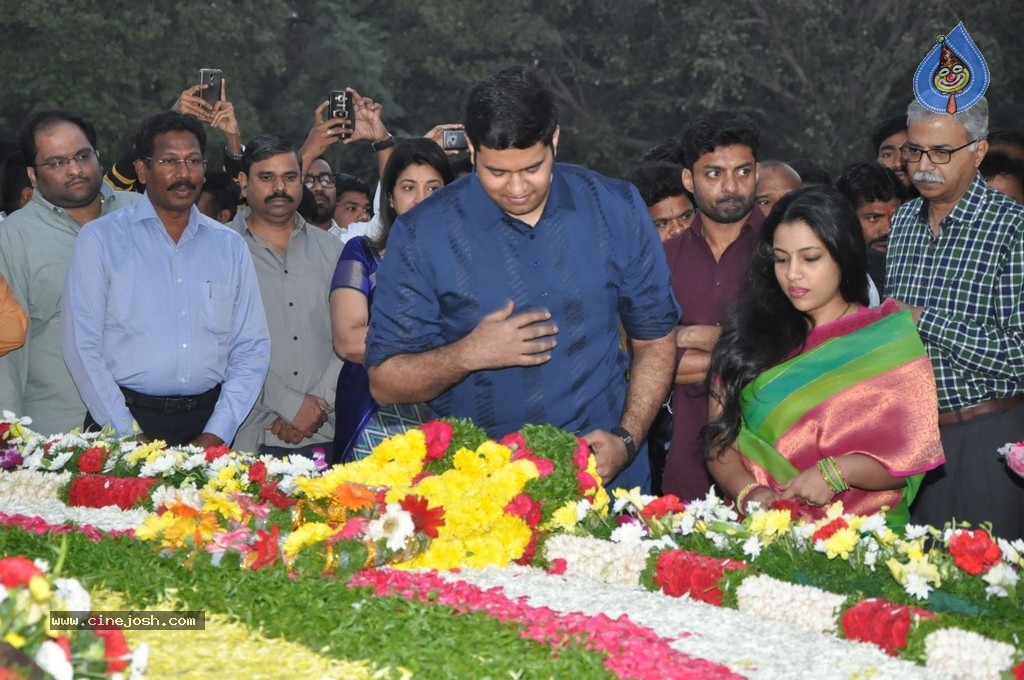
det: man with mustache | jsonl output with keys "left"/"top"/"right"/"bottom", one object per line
{"left": 61, "top": 111, "right": 270, "bottom": 446}
{"left": 887, "top": 95, "right": 1024, "bottom": 541}
{"left": 230, "top": 133, "right": 344, "bottom": 457}
{"left": 836, "top": 161, "right": 907, "bottom": 297}
{"left": 661, "top": 111, "right": 764, "bottom": 501}
{"left": 0, "top": 110, "right": 141, "bottom": 434}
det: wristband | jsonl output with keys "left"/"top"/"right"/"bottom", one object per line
{"left": 223, "top": 145, "right": 244, "bottom": 162}
{"left": 610, "top": 426, "right": 638, "bottom": 465}
{"left": 371, "top": 134, "right": 395, "bottom": 152}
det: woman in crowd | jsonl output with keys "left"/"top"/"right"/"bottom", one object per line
{"left": 701, "top": 185, "right": 944, "bottom": 527}
{"left": 329, "top": 138, "right": 456, "bottom": 463}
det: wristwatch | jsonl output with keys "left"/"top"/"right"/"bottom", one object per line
{"left": 610, "top": 426, "right": 638, "bottom": 465}
{"left": 371, "top": 134, "right": 395, "bottom": 152}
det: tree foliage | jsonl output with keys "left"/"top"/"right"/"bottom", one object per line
{"left": 1, "top": 0, "right": 1021, "bottom": 181}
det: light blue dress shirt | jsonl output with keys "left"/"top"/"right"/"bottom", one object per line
{"left": 61, "top": 194, "right": 271, "bottom": 442}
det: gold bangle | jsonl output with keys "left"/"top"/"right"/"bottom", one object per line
{"left": 735, "top": 482, "right": 763, "bottom": 510}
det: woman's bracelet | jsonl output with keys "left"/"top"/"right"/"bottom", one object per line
{"left": 817, "top": 456, "right": 849, "bottom": 494}
{"left": 735, "top": 482, "right": 768, "bottom": 511}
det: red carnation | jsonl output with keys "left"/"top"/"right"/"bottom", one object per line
{"left": 504, "top": 493, "right": 542, "bottom": 527}
{"left": 67, "top": 475, "right": 155, "bottom": 510}
{"left": 420, "top": 420, "right": 453, "bottom": 460}
{"left": 654, "top": 549, "right": 745, "bottom": 605}
{"left": 0, "top": 422, "right": 11, "bottom": 441}
{"left": 259, "top": 479, "right": 295, "bottom": 509}
{"left": 948, "top": 529, "right": 1002, "bottom": 575}
{"left": 510, "top": 449, "right": 554, "bottom": 478}
{"left": 547, "top": 558, "right": 568, "bottom": 575}
{"left": 246, "top": 526, "right": 280, "bottom": 570}
{"left": 841, "top": 599, "right": 932, "bottom": 656}
{"left": 812, "top": 517, "right": 850, "bottom": 543}
{"left": 204, "top": 444, "right": 231, "bottom": 462}
{"left": 572, "top": 438, "right": 591, "bottom": 468}
{"left": 0, "top": 556, "right": 43, "bottom": 587}
{"left": 77, "top": 446, "right": 107, "bottom": 474}
{"left": 93, "top": 627, "right": 131, "bottom": 672}
{"left": 515, "top": 531, "right": 539, "bottom": 566}
{"left": 500, "top": 432, "right": 528, "bottom": 453}
{"left": 1012, "top": 661, "right": 1024, "bottom": 679}
{"left": 247, "top": 460, "right": 267, "bottom": 484}
{"left": 640, "top": 494, "right": 685, "bottom": 520}
{"left": 576, "top": 469, "right": 599, "bottom": 494}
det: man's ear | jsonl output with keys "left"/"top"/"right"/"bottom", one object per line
{"left": 551, "top": 126, "right": 560, "bottom": 157}
{"left": 973, "top": 139, "right": 990, "bottom": 168}
{"left": 682, "top": 167, "right": 694, "bottom": 194}
{"left": 134, "top": 158, "right": 149, "bottom": 187}
{"left": 238, "top": 172, "right": 248, "bottom": 199}
{"left": 26, "top": 166, "right": 37, "bottom": 189}
{"left": 19, "top": 186, "right": 33, "bottom": 208}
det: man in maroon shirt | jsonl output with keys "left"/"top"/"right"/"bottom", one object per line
{"left": 661, "top": 111, "right": 764, "bottom": 501}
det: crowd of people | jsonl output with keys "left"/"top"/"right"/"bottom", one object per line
{"left": 0, "top": 56, "right": 1021, "bottom": 541}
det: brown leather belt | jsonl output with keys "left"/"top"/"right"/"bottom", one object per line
{"left": 937, "top": 395, "right": 1024, "bottom": 427}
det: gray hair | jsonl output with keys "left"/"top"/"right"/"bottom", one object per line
{"left": 907, "top": 97, "right": 989, "bottom": 146}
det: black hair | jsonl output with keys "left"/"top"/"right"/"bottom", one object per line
{"left": 627, "top": 162, "right": 692, "bottom": 207}
{"left": 334, "top": 173, "right": 371, "bottom": 199}
{"left": 980, "top": 150, "right": 1024, "bottom": 186}
{"left": 200, "top": 170, "right": 241, "bottom": 220}
{"left": 464, "top": 65, "right": 557, "bottom": 151}
{"left": 241, "top": 133, "right": 300, "bottom": 175}
{"left": 871, "top": 115, "right": 907, "bottom": 154}
{"left": 1, "top": 152, "right": 32, "bottom": 216}
{"left": 133, "top": 111, "right": 206, "bottom": 162}
{"left": 700, "top": 185, "right": 869, "bottom": 459}
{"left": 788, "top": 158, "right": 832, "bottom": 186}
{"left": 640, "top": 138, "right": 686, "bottom": 165}
{"left": 18, "top": 109, "right": 98, "bottom": 165}
{"left": 680, "top": 111, "right": 760, "bottom": 170}
{"left": 373, "top": 138, "right": 455, "bottom": 254}
{"left": 986, "top": 128, "right": 1024, "bottom": 151}
{"left": 450, "top": 156, "right": 474, "bottom": 177}
{"left": 836, "top": 161, "right": 906, "bottom": 207}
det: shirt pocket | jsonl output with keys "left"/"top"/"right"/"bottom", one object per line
{"left": 200, "top": 282, "right": 236, "bottom": 336}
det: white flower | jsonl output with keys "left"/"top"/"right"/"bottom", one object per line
{"left": 677, "top": 511, "right": 697, "bottom": 536}
{"left": 981, "top": 562, "right": 1019, "bottom": 599}
{"left": 139, "top": 452, "right": 179, "bottom": 477}
{"left": 903, "top": 524, "right": 929, "bottom": 539}
{"left": 574, "top": 498, "right": 593, "bottom": 522}
{"left": 857, "top": 514, "right": 886, "bottom": 535}
{"left": 862, "top": 541, "right": 879, "bottom": 570}
{"left": 181, "top": 452, "right": 208, "bottom": 471}
{"left": 903, "top": 573, "right": 934, "bottom": 600}
{"left": 54, "top": 577, "right": 91, "bottom": 612}
{"left": 0, "top": 584, "right": 7, "bottom": 604}
{"left": 151, "top": 484, "right": 202, "bottom": 511}
{"left": 707, "top": 530, "right": 729, "bottom": 550}
{"left": 736, "top": 574, "right": 844, "bottom": 634}
{"left": 742, "top": 535, "right": 762, "bottom": 559}
{"left": 129, "top": 643, "right": 149, "bottom": 679}
{"left": 367, "top": 503, "right": 415, "bottom": 552}
{"left": 925, "top": 628, "right": 1016, "bottom": 679}
{"left": 33, "top": 558, "right": 50, "bottom": 573}
{"left": 610, "top": 521, "right": 646, "bottom": 545}
{"left": 34, "top": 640, "right": 73, "bottom": 680}
{"left": 997, "top": 538, "right": 1024, "bottom": 566}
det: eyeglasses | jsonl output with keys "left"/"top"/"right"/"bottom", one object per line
{"left": 899, "top": 140, "right": 977, "bottom": 165}
{"left": 35, "top": 149, "right": 99, "bottom": 171}
{"left": 147, "top": 158, "right": 208, "bottom": 171}
{"left": 303, "top": 174, "right": 336, "bottom": 189}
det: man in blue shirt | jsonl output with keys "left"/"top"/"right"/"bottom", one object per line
{"left": 365, "top": 66, "right": 679, "bottom": 492}
{"left": 62, "top": 112, "right": 270, "bottom": 447}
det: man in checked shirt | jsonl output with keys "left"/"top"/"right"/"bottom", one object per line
{"left": 886, "top": 96, "right": 1024, "bottom": 541}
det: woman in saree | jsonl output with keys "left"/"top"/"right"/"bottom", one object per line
{"left": 329, "top": 138, "right": 456, "bottom": 463}
{"left": 701, "top": 185, "right": 944, "bottom": 527}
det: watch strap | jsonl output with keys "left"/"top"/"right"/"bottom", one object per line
{"left": 610, "top": 426, "right": 638, "bottom": 465}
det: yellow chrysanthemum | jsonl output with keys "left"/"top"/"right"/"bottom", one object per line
{"left": 590, "top": 487, "right": 611, "bottom": 516}
{"left": 748, "top": 508, "right": 792, "bottom": 538}
{"left": 201, "top": 490, "right": 244, "bottom": 522}
{"left": 125, "top": 439, "right": 168, "bottom": 464}
{"left": 822, "top": 527, "right": 859, "bottom": 560}
{"left": 28, "top": 574, "right": 51, "bottom": 602}
{"left": 282, "top": 522, "right": 338, "bottom": 560}
{"left": 544, "top": 501, "right": 580, "bottom": 532}
{"left": 3, "top": 632, "right": 26, "bottom": 649}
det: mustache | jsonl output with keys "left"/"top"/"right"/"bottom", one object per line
{"left": 717, "top": 194, "right": 745, "bottom": 204}
{"left": 868, "top": 234, "right": 889, "bottom": 247}
{"left": 265, "top": 192, "right": 294, "bottom": 203}
{"left": 168, "top": 180, "right": 197, "bottom": 191}
{"left": 913, "top": 170, "right": 945, "bottom": 184}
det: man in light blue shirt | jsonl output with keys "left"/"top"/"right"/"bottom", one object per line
{"left": 62, "top": 112, "right": 270, "bottom": 446}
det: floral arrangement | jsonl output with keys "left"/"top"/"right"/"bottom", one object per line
{"left": 0, "top": 540, "right": 146, "bottom": 679}
{"left": 999, "top": 441, "right": 1024, "bottom": 479}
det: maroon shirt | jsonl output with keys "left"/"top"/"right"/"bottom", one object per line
{"left": 660, "top": 209, "right": 763, "bottom": 501}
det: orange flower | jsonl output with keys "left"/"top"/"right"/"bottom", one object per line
{"left": 333, "top": 482, "right": 377, "bottom": 512}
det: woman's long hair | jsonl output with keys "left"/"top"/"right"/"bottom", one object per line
{"left": 700, "top": 184, "right": 869, "bottom": 459}
{"left": 370, "top": 138, "right": 455, "bottom": 255}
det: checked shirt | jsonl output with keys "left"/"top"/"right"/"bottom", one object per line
{"left": 886, "top": 173, "right": 1024, "bottom": 411}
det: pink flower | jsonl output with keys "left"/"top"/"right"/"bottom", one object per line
{"left": 421, "top": 421, "right": 454, "bottom": 460}
{"left": 206, "top": 527, "right": 254, "bottom": 555}
{"left": 999, "top": 441, "right": 1024, "bottom": 478}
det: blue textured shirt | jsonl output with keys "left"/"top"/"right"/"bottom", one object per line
{"left": 365, "top": 163, "right": 680, "bottom": 440}
{"left": 886, "top": 173, "right": 1024, "bottom": 410}
{"left": 61, "top": 194, "right": 271, "bottom": 442}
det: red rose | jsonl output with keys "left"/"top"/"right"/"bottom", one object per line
{"left": 420, "top": 421, "right": 453, "bottom": 460}
{"left": 640, "top": 494, "right": 685, "bottom": 520}
{"left": 247, "top": 460, "right": 267, "bottom": 484}
{"left": 77, "top": 446, "right": 107, "bottom": 474}
{"left": 0, "top": 556, "right": 43, "bottom": 587}
{"left": 948, "top": 529, "right": 1002, "bottom": 575}
{"left": 93, "top": 627, "right": 131, "bottom": 672}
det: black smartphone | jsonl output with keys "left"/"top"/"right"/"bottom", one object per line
{"left": 328, "top": 89, "right": 353, "bottom": 139}
{"left": 198, "top": 68, "right": 223, "bottom": 108}
{"left": 442, "top": 129, "right": 468, "bottom": 151}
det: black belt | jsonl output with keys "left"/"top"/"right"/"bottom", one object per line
{"left": 120, "top": 385, "right": 221, "bottom": 414}
{"left": 938, "top": 395, "right": 1024, "bottom": 427}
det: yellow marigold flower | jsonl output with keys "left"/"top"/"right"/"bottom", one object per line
{"left": 28, "top": 575, "right": 51, "bottom": 602}
{"left": 282, "top": 522, "right": 337, "bottom": 560}
{"left": 822, "top": 527, "right": 859, "bottom": 560}
{"left": 202, "top": 491, "right": 243, "bottom": 522}
{"left": 4, "top": 632, "right": 26, "bottom": 649}
{"left": 294, "top": 468, "right": 349, "bottom": 500}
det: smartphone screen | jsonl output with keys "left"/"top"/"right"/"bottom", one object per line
{"left": 198, "top": 69, "right": 223, "bottom": 107}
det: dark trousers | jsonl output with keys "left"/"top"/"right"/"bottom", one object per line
{"left": 911, "top": 401, "right": 1024, "bottom": 541}
{"left": 84, "top": 386, "right": 220, "bottom": 447}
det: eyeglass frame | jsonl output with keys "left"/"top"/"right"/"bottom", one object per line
{"left": 899, "top": 140, "right": 978, "bottom": 165}
{"left": 303, "top": 174, "right": 336, "bottom": 189}
{"left": 33, "top": 149, "right": 100, "bottom": 171}
{"left": 144, "top": 157, "right": 208, "bottom": 171}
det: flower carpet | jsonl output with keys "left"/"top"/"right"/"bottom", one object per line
{"left": 0, "top": 413, "right": 1022, "bottom": 679}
